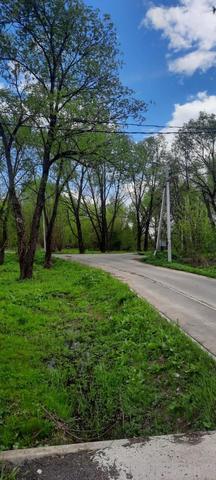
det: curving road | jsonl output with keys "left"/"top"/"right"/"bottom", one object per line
{"left": 59, "top": 253, "right": 216, "bottom": 357}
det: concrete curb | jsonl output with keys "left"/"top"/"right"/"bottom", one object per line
{"left": 0, "top": 431, "right": 213, "bottom": 463}
{"left": 0, "top": 438, "right": 128, "bottom": 463}
{"left": 2, "top": 432, "right": 216, "bottom": 479}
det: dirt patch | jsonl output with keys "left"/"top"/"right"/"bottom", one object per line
{"left": 123, "top": 436, "right": 151, "bottom": 447}
{"left": 172, "top": 431, "right": 206, "bottom": 446}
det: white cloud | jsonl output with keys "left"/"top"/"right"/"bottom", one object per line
{"left": 143, "top": 0, "right": 216, "bottom": 75}
{"left": 163, "top": 91, "right": 216, "bottom": 144}
{"left": 168, "top": 91, "right": 216, "bottom": 126}
{"left": 169, "top": 50, "right": 216, "bottom": 75}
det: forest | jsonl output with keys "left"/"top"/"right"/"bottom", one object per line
{"left": 0, "top": 0, "right": 216, "bottom": 279}
{"left": 1, "top": 113, "right": 216, "bottom": 269}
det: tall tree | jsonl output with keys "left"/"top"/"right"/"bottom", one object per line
{"left": 82, "top": 136, "right": 127, "bottom": 252}
{"left": 0, "top": 0, "right": 145, "bottom": 278}
{"left": 43, "top": 159, "right": 77, "bottom": 267}
{"left": 0, "top": 83, "right": 33, "bottom": 268}
{"left": 0, "top": 192, "right": 8, "bottom": 265}
{"left": 128, "top": 137, "right": 166, "bottom": 251}
{"left": 0, "top": 150, "right": 9, "bottom": 264}
{"left": 127, "top": 142, "right": 147, "bottom": 251}
{"left": 65, "top": 164, "right": 87, "bottom": 254}
{"left": 175, "top": 113, "right": 216, "bottom": 227}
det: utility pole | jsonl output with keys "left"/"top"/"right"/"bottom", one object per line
{"left": 166, "top": 166, "right": 172, "bottom": 262}
{"left": 154, "top": 186, "right": 165, "bottom": 256}
{"left": 154, "top": 164, "right": 172, "bottom": 261}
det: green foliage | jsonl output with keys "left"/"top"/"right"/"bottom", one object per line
{"left": 0, "top": 465, "right": 18, "bottom": 480}
{"left": 173, "top": 192, "right": 216, "bottom": 257}
{"left": 1, "top": 254, "right": 216, "bottom": 450}
{"left": 0, "top": 0, "right": 145, "bottom": 278}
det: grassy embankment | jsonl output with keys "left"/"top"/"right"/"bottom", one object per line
{"left": 141, "top": 251, "right": 216, "bottom": 278}
{"left": 1, "top": 253, "right": 216, "bottom": 452}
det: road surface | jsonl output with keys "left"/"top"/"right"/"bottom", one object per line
{"left": 59, "top": 253, "right": 216, "bottom": 357}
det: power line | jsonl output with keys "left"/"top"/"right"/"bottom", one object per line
{"left": 41, "top": 116, "right": 216, "bottom": 130}
{"left": 74, "top": 120, "right": 216, "bottom": 130}
{"left": 2, "top": 120, "right": 216, "bottom": 136}
{"left": 75, "top": 129, "right": 216, "bottom": 135}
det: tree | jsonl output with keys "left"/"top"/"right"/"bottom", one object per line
{"left": 0, "top": 193, "right": 8, "bottom": 265}
{"left": 127, "top": 142, "right": 146, "bottom": 251}
{"left": 65, "top": 164, "right": 87, "bottom": 254}
{"left": 175, "top": 113, "right": 216, "bottom": 227}
{"left": 81, "top": 135, "right": 127, "bottom": 252}
{"left": 0, "top": 149, "right": 9, "bottom": 264}
{"left": 0, "top": 0, "right": 145, "bottom": 278}
{"left": 43, "top": 159, "right": 77, "bottom": 267}
{"left": 128, "top": 137, "right": 166, "bottom": 251}
{"left": 172, "top": 190, "right": 215, "bottom": 259}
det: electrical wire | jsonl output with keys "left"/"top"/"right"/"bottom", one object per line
{"left": 1, "top": 120, "right": 216, "bottom": 136}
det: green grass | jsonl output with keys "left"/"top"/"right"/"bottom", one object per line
{"left": 141, "top": 252, "right": 216, "bottom": 278}
{"left": 56, "top": 248, "right": 132, "bottom": 254}
{"left": 0, "top": 465, "right": 18, "bottom": 480}
{"left": 1, "top": 254, "right": 216, "bottom": 451}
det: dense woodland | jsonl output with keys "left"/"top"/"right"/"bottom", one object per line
{"left": 0, "top": 0, "right": 216, "bottom": 279}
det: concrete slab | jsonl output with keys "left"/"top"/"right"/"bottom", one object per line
{"left": 1, "top": 432, "right": 216, "bottom": 479}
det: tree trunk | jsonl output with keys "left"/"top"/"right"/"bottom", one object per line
{"left": 44, "top": 229, "right": 53, "bottom": 268}
{"left": 10, "top": 190, "right": 27, "bottom": 277}
{"left": 0, "top": 245, "right": 5, "bottom": 265}
{"left": 19, "top": 168, "right": 49, "bottom": 279}
{"left": 44, "top": 198, "right": 60, "bottom": 268}
{"left": 44, "top": 158, "right": 66, "bottom": 268}
{"left": 0, "top": 206, "right": 8, "bottom": 265}
{"left": 202, "top": 193, "right": 215, "bottom": 228}
{"left": 136, "top": 229, "right": 142, "bottom": 251}
{"left": 3, "top": 140, "right": 27, "bottom": 275}
{"left": 76, "top": 215, "right": 85, "bottom": 254}
{"left": 143, "top": 192, "right": 154, "bottom": 251}
{"left": 143, "top": 217, "right": 151, "bottom": 251}
{"left": 100, "top": 226, "right": 108, "bottom": 252}
{"left": 210, "top": 198, "right": 216, "bottom": 227}
{"left": 19, "top": 249, "right": 35, "bottom": 280}
{"left": 99, "top": 197, "right": 108, "bottom": 253}
{"left": 136, "top": 215, "right": 142, "bottom": 251}
{"left": 99, "top": 241, "right": 106, "bottom": 253}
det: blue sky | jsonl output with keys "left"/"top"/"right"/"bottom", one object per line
{"left": 85, "top": 0, "right": 216, "bottom": 139}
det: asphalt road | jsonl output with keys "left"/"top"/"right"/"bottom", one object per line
{"left": 60, "top": 253, "right": 216, "bottom": 357}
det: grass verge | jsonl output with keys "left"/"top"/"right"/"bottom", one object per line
{"left": 141, "top": 252, "right": 216, "bottom": 278}
{"left": 56, "top": 248, "right": 132, "bottom": 254}
{"left": 0, "top": 465, "right": 18, "bottom": 480}
{"left": 1, "top": 253, "right": 216, "bottom": 451}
